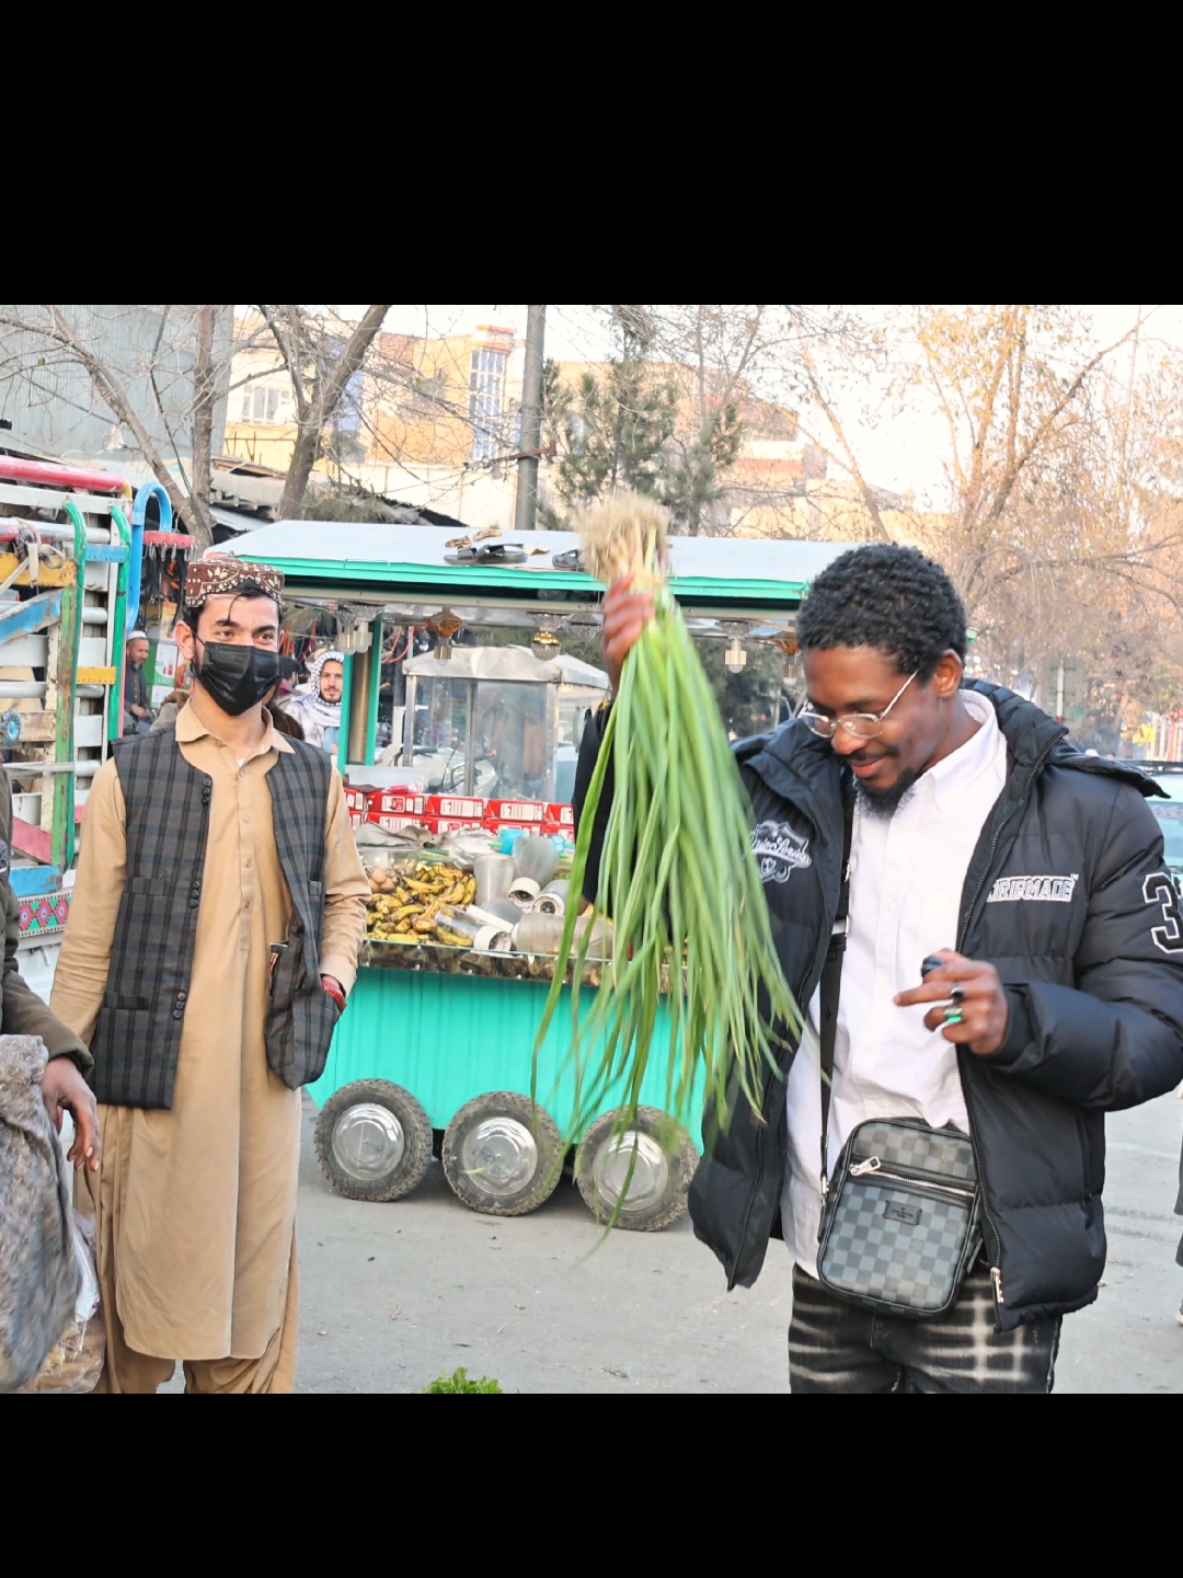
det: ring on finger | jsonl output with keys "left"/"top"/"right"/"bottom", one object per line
{"left": 943, "top": 1007, "right": 963, "bottom": 1026}
{"left": 950, "top": 981, "right": 965, "bottom": 1004}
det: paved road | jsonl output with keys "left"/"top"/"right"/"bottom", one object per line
{"left": 287, "top": 1088, "right": 1183, "bottom": 1394}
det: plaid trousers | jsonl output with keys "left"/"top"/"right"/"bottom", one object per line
{"left": 789, "top": 1265, "right": 1061, "bottom": 1394}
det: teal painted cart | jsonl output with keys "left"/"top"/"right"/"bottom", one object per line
{"left": 229, "top": 523, "right": 848, "bottom": 1229}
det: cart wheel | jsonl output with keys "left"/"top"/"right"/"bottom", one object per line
{"left": 314, "top": 1080, "right": 433, "bottom": 1202}
{"left": 442, "top": 1092, "right": 563, "bottom": 1217}
{"left": 575, "top": 1107, "right": 698, "bottom": 1231}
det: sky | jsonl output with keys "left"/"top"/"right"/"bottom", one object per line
{"left": 342, "top": 305, "right": 1183, "bottom": 507}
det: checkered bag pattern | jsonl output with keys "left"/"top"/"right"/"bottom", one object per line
{"left": 819, "top": 1119, "right": 982, "bottom": 1319}
{"left": 852, "top": 1121, "right": 976, "bottom": 1184}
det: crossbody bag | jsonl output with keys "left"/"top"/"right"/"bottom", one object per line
{"left": 814, "top": 795, "right": 983, "bottom": 1320}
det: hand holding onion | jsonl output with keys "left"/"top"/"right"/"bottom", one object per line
{"left": 602, "top": 575, "right": 656, "bottom": 693}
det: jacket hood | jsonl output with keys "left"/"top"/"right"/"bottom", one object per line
{"left": 964, "top": 679, "right": 1166, "bottom": 798}
{"left": 741, "top": 679, "right": 1167, "bottom": 804}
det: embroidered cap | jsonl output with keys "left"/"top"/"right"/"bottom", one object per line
{"left": 182, "top": 554, "right": 284, "bottom": 611}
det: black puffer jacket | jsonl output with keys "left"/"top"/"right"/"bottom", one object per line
{"left": 575, "top": 682, "right": 1183, "bottom": 1331}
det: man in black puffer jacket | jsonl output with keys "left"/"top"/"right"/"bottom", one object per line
{"left": 576, "top": 544, "right": 1183, "bottom": 1393}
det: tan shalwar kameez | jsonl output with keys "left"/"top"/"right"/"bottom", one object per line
{"left": 50, "top": 702, "right": 368, "bottom": 1393}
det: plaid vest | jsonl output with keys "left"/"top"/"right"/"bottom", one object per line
{"left": 89, "top": 727, "right": 337, "bottom": 1108}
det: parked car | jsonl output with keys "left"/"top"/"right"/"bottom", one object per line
{"left": 1147, "top": 770, "right": 1183, "bottom": 891}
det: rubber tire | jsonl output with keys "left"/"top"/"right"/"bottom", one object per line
{"left": 441, "top": 1092, "right": 564, "bottom": 1217}
{"left": 575, "top": 1106, "right": 699, "bottom": 1232}
{"left": 314, "top": 1079, "right": 434, "bottom": 1202}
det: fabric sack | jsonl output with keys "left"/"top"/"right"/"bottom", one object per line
{"left": 0, "top": 1036, "right": 82, "bottom": 1391}
{"left": 19, "top": 1210, "right": 105, "bottom": 1393}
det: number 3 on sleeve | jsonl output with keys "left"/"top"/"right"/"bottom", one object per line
{"left": 1143, "top": 871, "right": 1183, "bottom": 955}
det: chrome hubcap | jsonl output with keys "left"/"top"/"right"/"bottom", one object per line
{"left": 332, "top": 1103, "right": 406, "bottom": 1181}
{"left": 460, "top": 1117, "right": 538, "bottom": 1196}
{"left": 593, "top": 1130, "right": 669, "bottom": 1211}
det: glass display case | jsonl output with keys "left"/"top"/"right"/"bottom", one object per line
{"left": 399, "top": 643, "right": 607, "bottom": 801}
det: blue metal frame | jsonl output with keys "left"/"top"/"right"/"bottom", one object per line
{"left": 129, "top": 482, "right": 173, "bottom": 629}
{"left": 0, "top": 590, "right": 63, "bottom": 641}
{"left": 9, "top": 868, "right": 63, "bottom": 898}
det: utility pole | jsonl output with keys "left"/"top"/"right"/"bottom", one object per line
{"left": 190, "top": 304, "right": 218, "bottom": 546}
{"left": 514, "top": 305, "right": 547, "bottom": 533}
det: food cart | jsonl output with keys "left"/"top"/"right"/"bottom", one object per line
{"left": 227, "top": 523, "right": 852, "bottom": 1229}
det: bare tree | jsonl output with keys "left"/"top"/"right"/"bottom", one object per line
{"left": 256, "top": 305, "right": 392, "bottom": 519}
{"left": 805, "top": 303, "right": 1183, "bottom": 743}
{"left": 0, "top": 303, "right": 236, "bottom": 547}
{"left": 190, "top": 305, "right": 218, "bottom": 532}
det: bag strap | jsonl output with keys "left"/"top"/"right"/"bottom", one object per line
{"left": 818, "top": 785, "right": 855, "bottom": 1203}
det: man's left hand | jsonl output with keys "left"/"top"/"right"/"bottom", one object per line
{"left": 894, "top": 949, "right": 1010, "bottom": 1056}
{"left": 40, "top": 1056, "right": 101, "bottom": 1171}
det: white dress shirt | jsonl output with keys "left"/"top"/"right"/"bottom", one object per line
{"left": 782, "top": 690, "right": 1008, "bottom": 1276}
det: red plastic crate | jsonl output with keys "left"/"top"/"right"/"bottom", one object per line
{"left": 368, "top": 790, "right": 428, "bottom": 819}
{"left": 425, "top": 795, "right": 486, "bottom": 820}
{"left": 483, "top": 799, "right": 546, "bottom": 826}
{"left": 425, "top": 815, "right": 487, "bottom": 834}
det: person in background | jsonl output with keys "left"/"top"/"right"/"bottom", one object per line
{"left": 276, "top": 655, "right": 303, "bottom": 703}
{"left": 51, "top": 558, "right": 368, "bottom": 1393}
{"left": 122, "top": 631, "right": 153, "bottom": 736}
{"left": 150, "top": 660, "right": 191, "bottom": 734}
{"left": 279, "top": 650, "right": 344, "bottom": 753}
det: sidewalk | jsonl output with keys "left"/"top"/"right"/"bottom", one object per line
{"left": 290, "top": 1090, "right": 1182, "bottom": 1393}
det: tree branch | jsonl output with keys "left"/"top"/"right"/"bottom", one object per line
{"left": 3, "top": 306, "right": 213, "bottom": 547}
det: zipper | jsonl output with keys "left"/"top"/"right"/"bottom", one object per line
{"left": 729, "top": 1065, "right": 780, "bottom": 1291}
{"left": 955, "top": 732, "right": 1060, "bottom": 1318}
{"left": 732, "top": 960, "right": 817, "bottom": 1288}
{"left": 731, "top": 791, "right": 835, "bottom": 1289}
{"left": 850, "top": 1150, "right": 972, "bottom": 1189}
{"left": 848, "top": 1156, "right": 976, "bottom": 1201}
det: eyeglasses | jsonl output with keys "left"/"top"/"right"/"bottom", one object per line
{"left": 798, "top": 671, "right": 918, "bottom": 740}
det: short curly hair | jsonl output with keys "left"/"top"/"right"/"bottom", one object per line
{"left": 797, "top": 544, "right": 966, "bottom": 681}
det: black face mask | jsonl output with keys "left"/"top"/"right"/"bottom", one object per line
{"left": 193, "top": 641, "right": 280, "bottom": 717}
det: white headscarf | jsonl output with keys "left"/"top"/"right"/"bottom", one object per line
{"left": 302, "top": 650, "right": 345, "bottom": 729}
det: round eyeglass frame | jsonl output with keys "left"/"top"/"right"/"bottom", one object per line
{"left": 798, "top": 671, "right": 918, "bottom": 740}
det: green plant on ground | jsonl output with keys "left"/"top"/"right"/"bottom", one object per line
{"left": 423, "top": 1367, "right": 503, "bottom": 1394}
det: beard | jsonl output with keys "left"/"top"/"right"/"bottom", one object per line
{"left": 854, "top": 765, "right": 920, "bottom": 818}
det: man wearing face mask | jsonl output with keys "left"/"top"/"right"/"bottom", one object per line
{"left": 50, "top": 556, "right": 369, "bottom": 1393}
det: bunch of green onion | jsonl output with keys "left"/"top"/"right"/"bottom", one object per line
{"left": 536, "top": 493, "right": 801, "bottom": 1146}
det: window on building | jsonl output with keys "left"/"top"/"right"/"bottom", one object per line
{"left": 241, "top": 385, "right": 281, "bottom": 424}
{"left": 470, "top": 348, "right": 507, "bottom": 461}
